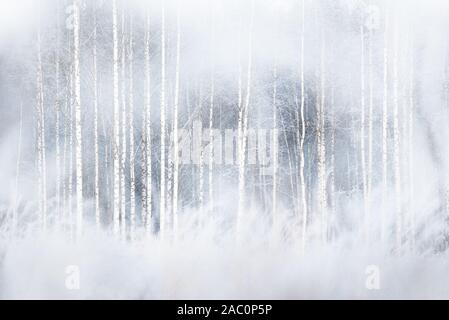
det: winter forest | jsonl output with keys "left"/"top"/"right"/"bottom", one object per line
{"left": 2, "top": 0, "right": 449, "bottom": 299}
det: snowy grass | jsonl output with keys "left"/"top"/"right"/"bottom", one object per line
{"left": 0, "top": 212, "right": 448, "bottom": 299}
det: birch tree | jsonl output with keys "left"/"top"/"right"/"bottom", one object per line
{"left": 128, "top": 13, "right": 136, "bottom": 240}
{"left": 160, "top": 2, "right": 167, "bottom": 237}
{"left": 68, "top": 61, "right": 74, "bottom": 238}
{"left": 317, "top": 28, "right": 327, "bottom": 242}
{"left": 270, "top": 4, "right": 279, "bottom": 234}
{"left": 120, "top": 6, "right": 127, "bottom": 239}
{"left": 367, "top": 22, "right": 374, "bottom": 241}
{"left": 36, "top": 13, "right": 47, "bottom": 232}
{"left": 112, "top": 0, "right": 121, "bottom": 236}
{"left": 143, "top": 8, "right": 152, "bottom": 233}
{"left": 173, "top": 5, "right": 181, "bottom": 235}
{"left": 299, "top": 0, "right": 308, "bottom": 251}
{"left": 55, "top": 2, "right": 61, "bottom": 218}
{"left": 73, "top": 0, "right": 83, "bottom": 238}
{"left": 381, "top": 4, "right": 389, "bottom": 242}
{"left": 208, "top": 4, "right": 215, "bottom": 216}
{"left": 237, "top": 0, "right": 255, "bottom": 235}
{"left": 393, "top": 20, "right": 402, "bottom": 251}
{"left": 360, "top": 21, "right": 368, "bottom": 237}
{"left": 408, "top": 34, "right": 415, "bottom": 250}
{"left": 93, "top": 3, "right": 100, "bottom": 228}
{"left": 13, "top": 102, "right": 23, "bottom": 232}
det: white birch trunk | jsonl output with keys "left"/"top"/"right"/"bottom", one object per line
{"left": 330, "top": 85, "right": 336, "bottom": 241}
{"left": 367, "top": 26, "right": 374, "bottom": 241}
{"left": 112, "top": 0, "right": 121, "bottom": 236}
{"left": 120, "top": 6, "right": 127, "bottom": 239}
{"left": 160, "top": 2, "right": 167, "bottom": 238}
{"left": 318, "top": 29, "right": 327, "bottom": 242}
{"left": 144, "top": 10, "right": 152, "bottom": 233}
{"left": 13, "top": 102, "right": 23, "bottom": 232}
{"left": 128, "top": 14, "right": 136, "bottom": 240}
{"left": 93, "top": 4, "right": 100, "bottom": 229}
{"left": 208, "top": 74, "right": 214, "bottom": 216}
{"left": 62, "top": 83, "right": 68, "bottom": 229}
{"left": 37, "top": 17, "right": 47, "bottom": 232}
{"left": 360, "top": 23, "right": 368, "bottom": 239}
{"left": 68, "top": 63, "right": 74, "bottom": 239}
{"left": 73, "top": 0, "right": 83, "bottom": 239}
{"left": 393, "top": 22, "right": 402, "bottom": 251}
{"left": 173, "top": 6, "right": 181, "bottom": 236}
{"left": 237, "top": 0, "right": 254, "bottom": 235}
{"left": 198, "top": 84, "right": 204, "bottom": 213}
{"left": 208, "top": 6, "right": 214, "bottom": 216}
{"left": 299, "top": 0, "right": 308, "bottom": 251}
{"left": 381, "top": 6, "right": 389, "bottom": 242}
{"left": 408, "top": 36, "right": 415, "bottom": 251}
{"left": 272, "top": 58, "right": 278, "bottom": 231}
{"left": 55, "top": 2, "right": 61, "bottom": 219}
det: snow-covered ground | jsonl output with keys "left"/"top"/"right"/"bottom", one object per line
{"left": 1, "top": 219, "right": 448, "bottom": 299}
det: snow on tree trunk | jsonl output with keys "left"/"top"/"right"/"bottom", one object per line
{"left": 360, "top": 22, "right": 368, "bottom": 240}
{"left": 112, "top": 0, "right": 121, "bottom": 236}
{"left": 208, "top": 6, "right": 215, "bottom": 217}
{"left": 160, "top": 2, "right": 167, "bottom": 238}
{"left": 93, "top": 3, "right": 100, "bottom": 229}
{"left": 393, "top": 20, "right": 402, "bottom": 251}
{"left": 143, "top": 9, "right": 152, "bottom": 234}
{"left": 299, "top": 0, "right": 308, "bottom": 251}
{"left": 408, "top": 37, "right": 415, "bottom": 251}
{"left": 198, "top": 84, "right": 204, "bottom": 214}
{"left": 120, "top": 6, "right": 127, "bottom": 240}
{"left": 13, "top": 102, "right": 23, "bottom": 232}
{"left": 73, "top": 0, "right": 83, "bottom": 239}
{"left": 68, "top": 62, "right": 74, "bottom": 239}
{"left": 173, "top": 6, "right": 181, "bottom": 237}
{"left": 317, "top": 28, "right": 327, "bottom": 243}
{"left": 237, "top": 0, "right": 254, "bottom": 237}
{"left": 36, "top": 14, "right": 47, "bottom": 232}
{"left": 272, "top": 54, "right": 278, "bottom": 233}
{"left": 55, "top": 2, "right": 61, "bottom": 221}
{"left": 128, "top": 13, "right": 136, "bottom": 241}
{"left": 381, "top": 5, "right": 389, "bottom": 242}
{"left": 367, "top": 25, "right": 374, "bottom": 242}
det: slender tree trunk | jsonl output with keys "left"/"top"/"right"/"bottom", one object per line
{"left": 73, "top": 0, "right": 83, "bottom": 239}
{"left": 367, "top": 25, "right": 374, "bottom": 241}
{"left": 120, "top": 6, "right": 127, "bottom": 239}
{"left": 208, "top": 76, "right": 214, "bottom": 216}
{"left": 272, "top": 54, "right": 278, "bottom": 232}
{"left": 208, "top": 6, "right": 215, "bottom": 216}
{"left": 393, "top": 21, "right": 402, "bottom": 251}
{"left": 112, "top": 0, "right": 121, "bottom": 236}
{"left": 330, "top": 85, "right": 336, "bottom": 240}
{"left": 55, "top": 2, "right": 61, "bottom": 220}
{"left": 93, "top": 4, "right": 100, "bottom": 229}
{"left": 317, "top": 28, "right": 327, "bottom": 242}
{"left": 408, "top": 35, "right": 415, "bottom": 251}
{"left": 68, "top": 63, "right": 74, "bottom": 239}
{"left": 360, "top": 22, "right": 368, "bottom": 239}
{"left": 37, "top": 15, "right": 47, "bottom": 232}
{"left": 381, "top": 5, "right": 389, "bottom": 242}
{"left": 160, "top": 2, "right": 167, "bottom": 238}
{"left": 128, "top": 13, "right": 136, "bottom": 240}
{"left": 173, "top": 6, "right": 181, "bottom": 236}
{"left": 13, "top": 102, "right": 23, "bottom": 232}
{"left": 237, "top": 0, "right": 254, "bottom": 236}
{"left": 144, "top": 9, "right": 152, "bottom": 233}
{"left": 62, "top": 80, "right": 68, "bottom": 230}
{"left": 299, "top": 0, "right": 308, "bottom": 251}
{"left": 198, "top": 84, "right": 204, "bottom": 213}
